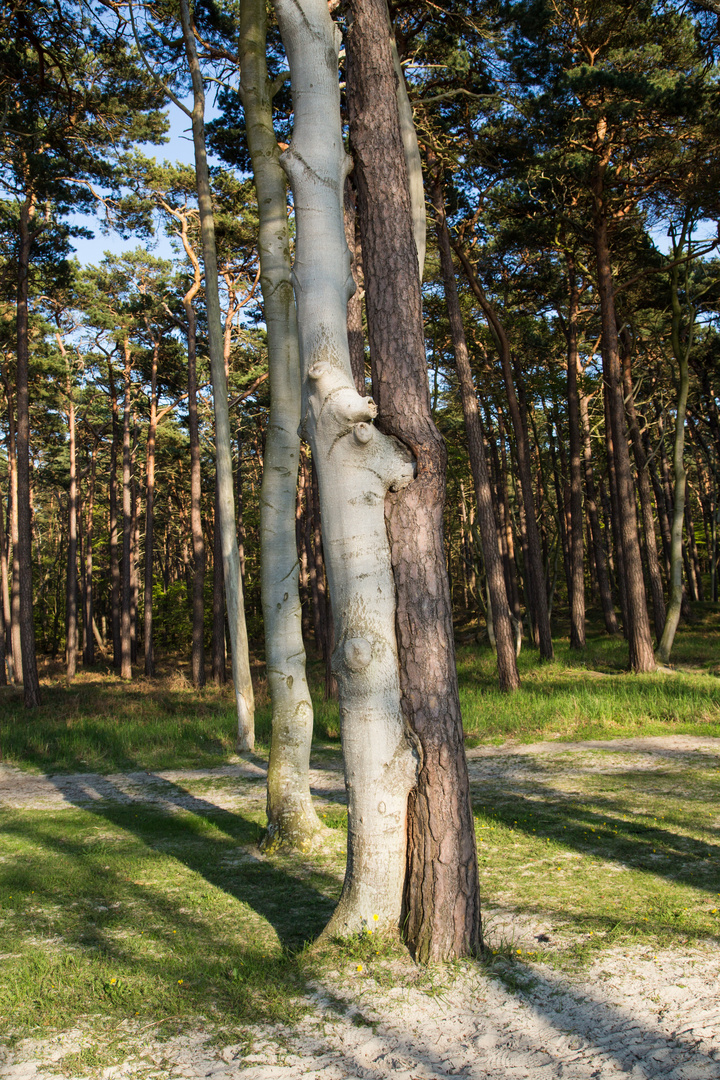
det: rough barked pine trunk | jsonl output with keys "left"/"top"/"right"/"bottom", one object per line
{"left": 430, "top": 159, "right": 519, "bottom": 691}
{"left": 120, "top": 341, "right": 133, "bottom": 680}
{"left": 16, "top": 194, "right": 41, "bottom": 705}
{"left": 592, "top": 156, "right": 655, "bottom": 673}
{"left": 656, "top": 248, "right": 692, "bottom": 664}
{"left": 275, "top": 0, "right": 418, "bottom": 930}
{"left": 180, "top": 0, "right": 255, "bottom": 747}
{"left": 1, "top": 367, "right": 21, "bottom": 682}
{"left": 620, "top": 330, "right": 666, "bottom": 641}
{"left": 453, "top": 243, "right": 553, "bottom": 661}
{"left": 211, "top": 481, "right": 226, "bottom": 684}
{"left": 0, "top": 477, "right": 9, "bottom": 684}
{"left": 144, "top": 342, "right": 158, "bottom": 677}
{"left": 181, "top": 266, "right": 206, "bottom": 688}
{"left": 347, "top": 0, "right": 482, "bottom": 960}
{"left": 565, "top": 260, "right": 586, "bottom": 648}
{"left": 240, "top": 0, "right": 323, "bottom": 849}
{"left": 83, "top": 440, "right": 97, "bottom": 667}
{"left": 108, "top": 358, "right": 122, "bottom": 670}
{"left": 63, "top": 348, "right": 78, "bottom": 681}
{"left": 579, "top": 383, "right": 618, "bottom": 634}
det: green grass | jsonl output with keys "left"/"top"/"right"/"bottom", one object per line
{"left": 458, "top": 603, "right": 720, "bottom": 745}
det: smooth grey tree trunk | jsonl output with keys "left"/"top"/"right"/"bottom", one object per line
{"left": 275, "top": 0, "right": 418, "bottom": 930}
{"left": 179, "top": 0, "right": 255, "bottom": 746}
{"left": 240, "top": 0, "right": 323, "bottom": 849}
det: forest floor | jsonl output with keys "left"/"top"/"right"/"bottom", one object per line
{"left": 1, "top": 732, "right": 719, "bottom": 1079}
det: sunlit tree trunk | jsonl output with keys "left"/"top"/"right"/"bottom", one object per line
{"left": 83, "top": 440, "right": 97, "bottom": 667}
{"left": 347, "top": 0, "right": 482, "bottom": 960}
{"left": 180, "top": 0, "right": 254, "bottom": 745}
{"left": 120, "top": 340, "right": 133, "bottom": 680}
{"left": 565, "top": 260, "right": 586, "bottom": 648}
{"left": 108, "top": 358, "right": 122, "bottom": 670}
{"left": 275, "top": 0, "right": 418, "bottom": 930}
{"left": 63, "top": 348, "right": 78, "bottom": 681}
{"left": 240, "top": 0, "right": 322, "bottom": 848}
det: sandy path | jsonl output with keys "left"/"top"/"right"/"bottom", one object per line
{"left": 1, "top": 736, "right": 719, "bottom": 1080}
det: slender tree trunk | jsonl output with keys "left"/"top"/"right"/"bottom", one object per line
{"left": 108, "top": 359, "right": 122, "bottom": 670}
{"left": 64, "top": 357, "right": 78, "bottom": 681}
{"left": 430, "top": 161, "right": 518, "bottom": 690}
{"left": 453, "top": 244, "right": 553, "bottom": 660}
{"left": 144, "top": 348, "right": 158, "bottom": 677}
{"left": 83, "top": 443, "right": 97, "bottom": 667}
{"left": 120, "top": 341, "right": 133, "bottom": 680}
{"left": 180, "top": 0, "right": 255, "bottom": 746}
{"left": 591, "top": 171, "right": 655, "bottom": 672}
{"left": 603, "top": 381, "right": 629, "bottom": 632}
{"left": 565, "top": 262, "right": 585, "bottom": 647}
{"left": 211, "top": 480, "right": 226, "bottom": 684}
{"left": 0, "top": 478, "right": 9, "bottom": 684}
{"left": 276, "top": 0, "right": 418, "bottom": 931}
{"left": 656, "top": 252, "right": 692, "bottom": 664}
{"left": 16, "top": 194, "right": 41, "bottom": 705}
{"left": 184, "top": 292, "right": 206, "bottom": 688}
{"left": 620, "top": 332, "right": 666, "bottom": 641}
{"left": 579, "top": 389, "right": 618, "bottom": 634}
{"left": 240, "top": 0, "right": 322, "bottom": 847}
{"left": 347, "top": 0, "right": 481, "bottom": 960}
{"left": 130, "top": 460, "right": 139, "bottom": 665}
{"left": 0, "top": 386, "right": 17, "bottom": 682}
{"left": 344, "top": 178, "right": 366, "bottom": 393}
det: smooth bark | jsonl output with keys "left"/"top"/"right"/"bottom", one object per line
{"left": 276, "top": 0, "right": 418, "bottom": 930}
{"left": 240, "top": 0, "right": 322, "bottom": 848}
{"left": 179, "top": 0, "right": 255, "bottom": 746}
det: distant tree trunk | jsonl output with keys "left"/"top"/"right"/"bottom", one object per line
{"left": 16, "top": 193, "right": 41, "bottom": 705}
{"left": 184, "top": 290, "right": 206, "bottom": 688}
{"left": 565, "top": 262, "right": 586, "bottom": 648}
{"left": 83, "top": 441, "right": 97, "bottom": 667}
{"left": 347, "top": 0, "right": 482, "bottom": 960}
{"left": 64, "top": 355, "right": 78, "bottom": 681}
{"left": 180, "top": 0, "right": 254, "bottom": 746}
{"left": 130, "top": 461, "right": 139, "bottom": 665}
{"left": 344, "top": 177, "right": 366, "bottom": 393}
{"left": 120, "top": 341, "right": 133, "bottom": 680}
{"left": 239, "top": 0, "right": 322, "bottom": 847}
{"left": 579, "top": 389, "right": 618, "bottom": 634}
{"left": 620, "top": 331, "right": 665, "bottom": 640}
{"left": 430, "top": 160, "right": 518, "bottom": 691}
{"left": 656, "top": 249, "right": 692, "bottom": 664}
{"left": 453, "top": 244, "right": 553, "bottom": 661}
{"left": 211, "top": 481, "right": 226, "bottom": 684}
{"left": 0, "top": 377, "right": 17, "bottom": 682}
{"left": 0, "top": 479, "right": 9, "bottom": 684}
{"left": 603, "top": 382, "right": 629, "bottom": 633}
{"left": 108, "top": 359, "right": 122, "bottom": 670}
{"left": 144, "top": 346, "right": 158, "bottom": 677}
{"left": 592, "top": 168, "right": 655, "bottom": 672}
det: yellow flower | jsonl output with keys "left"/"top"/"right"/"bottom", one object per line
{"left": 372, "top": 914, "right": 379, "bottom": 922}
{"left": 178, "top": 979, "right": 183, "bottom": 985}
{"left": 356, "top": 964, "right": 363, "bottom": 972}
{"left": 110, "top": 978, "right": 117, "bottom": 985}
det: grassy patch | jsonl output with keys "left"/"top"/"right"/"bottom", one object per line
{"left": 0, "top": 792, "right": 342, "bottom": 1047}
{"left": 471, "top": 748, "right": 720, "bottom": 962}
{"left": 459, "top": 604, "right": 720, "bottom": 745}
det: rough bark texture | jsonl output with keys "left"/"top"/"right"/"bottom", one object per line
{"left": 430, "top": 162, "right": 518, "bottom": 690}
{"left": 0, "top": 476, "right": 10, "bottom": 683}
{"left": 64, "top": 355, "right": 78, "bottom": 680}
{"left": 1, "top": 369, "right": 21, "bottom": 682}
{"left": 108, "top": 360, "right": 122, "bottom": 670}
{"left": 347, "top": 0, "right": 482, "bottom": 961}
{"left": 16, "top": 196, "right": 41, "bottom": 705}
{"left": 183, "top": 285, "right": 206, "bottom": 688}
{"left": 211, "top": 481, "right": 226, "bottom": 684}
{"left": 579, "top": 388, "right": 618, "bottom": 635}
{"left": 565, "top": 265, "right": 586, "bottom": 648}
{"left": 343, "top": 178, "right": 366, "bottom": 394}
{"left": 276, "top": 0, "right": 418, "bottom": 930}
{"left": 144, "top": 346, "right": 158, "bottom": 677}
{"left": 453, "top": 244, "right": 553, "bottom": 661}
{"left": 120, "top": 342, "right": 133, "bottom": 680}
{"left": 240, "top": 0, "right": 323, "bottom": 850}
{"left": 620, "top": 339, "right": 666, "bottom": 641}
{"left": 83, "top": 441, "right": 97, "bottom": 667}
{"left": 592, "top": 170, "right": 655, "bottom": 673}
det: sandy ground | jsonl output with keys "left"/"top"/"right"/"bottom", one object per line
{"left": 1, "top": 736, "right": 719, "bottom": 1080}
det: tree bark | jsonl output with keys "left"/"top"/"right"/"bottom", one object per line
{"left": 108, "top": 358, "right": 122, "bottom": 670}
{"left": 120, "top": 340, "right": 133, "bottom": 680}
{"left": 591, "top": 168, "right": 655, "bottom": 672}
{"left": 16, "top": 193, "right": 41, "bottom": 705}
{"left": 579, "top": 389, "right": 618, "bottom": 634}
{"left": 144, "top": 344, "right": 158, "bottom": 677}
{"left": 276, "top": 0, "right": 418, "bottom": 931}
{"left": 211, "top": 481, "right": 226, "bottom": 684}
{"left": 565, "top": 262, "right": 586, "bottom": 648}
{"left": 83, "top": 440, "right": 97, "bottom": 667}
{"left": 180, "top": 0, "right": 255, "bottom": 746}
{"left": 347, "top": 0, "right": 482, "bottom": 960}
{"left": 1, "top": 369, "right": 18, "bottom": 683}
{"left": 63, "top": 350, "right": 78, "bottom": 681}
{"left": 453, "top": 243, "right": 553, "bottom": 661}
{"left": 0, "top": 477, "right": 9, "bottom": 684}
{"left": 429, "top": 160, "right": 518, "bottom": 690}
{"left": 620, "top": 330, "right": 666, "bottom": 641}
{"left": 240, "top": 0, "right": 323, "bottom": 849}
{"left": 184, "top": 285, "right": 206, "bottom": 688}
